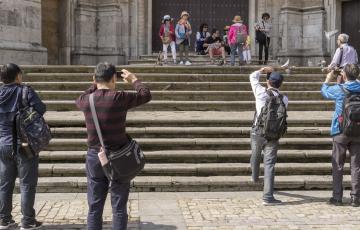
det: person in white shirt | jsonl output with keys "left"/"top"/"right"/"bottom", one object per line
{"left": 249, "top": 66, "right": 288, "bottom": 205}
{"left": 328, "top": 33, "right": 358, "bottom": 70}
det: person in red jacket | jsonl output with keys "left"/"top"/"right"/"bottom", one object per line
{"left": 159, "top": 15, "right": 177, "bottom": 64}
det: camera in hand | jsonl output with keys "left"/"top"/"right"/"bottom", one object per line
{"left": 116, "top": 71, "right": 124, "bottom": 78}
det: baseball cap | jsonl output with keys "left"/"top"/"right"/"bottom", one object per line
{"left": 266, "top": 72, "right": 284, "bottom": 88}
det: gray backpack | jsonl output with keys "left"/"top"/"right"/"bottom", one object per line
{"left": 236, "top": 25, "right": 247, "bottom": 44}
{"left": 256, "top": 89, "right": 287, "bottom": 140}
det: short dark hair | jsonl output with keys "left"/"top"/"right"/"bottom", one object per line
{"left": 0, "top": 63, "right": 22, "bottom": 84}
{"left": 211, "top": 28, "right": 219, "bottom": 35}
{"left": 200, "top": 23, "right": 208, "bottom": 32}
{"left": 269, "top": 81, "right": 282, "bottom": 88}
{"left": 94, "top": 62, "right": 116, "bottom": 83}
{"left": 262, "top": 12, "right": 270, "bottom": 19}
{"left": 343, "top": 64, "right": 360, "bottom": 81}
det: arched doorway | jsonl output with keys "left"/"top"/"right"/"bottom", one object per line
{"left": 152, "top": 0, "right": 249, "bottom": 52}
{"left": 342, "top": 0, "right": 360, "bottom": 53}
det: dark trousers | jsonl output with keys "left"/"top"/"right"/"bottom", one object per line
{"left": 86, "top": 149, "right": 130, "bottom": 230}
{"left": 178, "top": 39, "right": 190, "bottom": 62}
{"left": 0, "top": 145, "right": 39, "bottom": 225}
{"left": 258, "top": 37, "right": 270, "bottom": 62}
{"left": 332, "top": 134, "right": 360, "bottom": 200}
{"left": 250, "top": 127, "right": 279, "bottom": 201}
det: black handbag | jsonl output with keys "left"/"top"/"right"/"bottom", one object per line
{"left": 255, "top": 21, "right": 267, "bottom": 44}
{"left": 89, "top": 93, "right": 145, "bottom": 183}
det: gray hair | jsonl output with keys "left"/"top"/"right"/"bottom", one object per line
{"left": 343, "top": 64, "right": 360, "bottom": 81}
{"left": 338, "top": 33, "right": 349, "bottom": 43}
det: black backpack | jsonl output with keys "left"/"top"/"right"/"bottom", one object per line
{"left": 256, "top": 89, "right": 288, "bottom": 140}
{"left": 339, "top": 86, "right": 360, "bottom": 137}
{"left": 15, "top": 86, "right": 52, "bottom": 157}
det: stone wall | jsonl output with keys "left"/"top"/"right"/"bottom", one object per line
{"left": 71, "top": 0, "right": 128, "bottom": 65}
{"left": 255, "top": 0, "right": 329, "bottom": 66}
{"left": 0, "top": 0, "right": 345, "bottom": 65}
{"left": 0, "top": 0, "right": 47, "bottom": 65}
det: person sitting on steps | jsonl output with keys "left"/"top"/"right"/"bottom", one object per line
{"left": 196, "top": 23, "right": 210, "bottom": 55}
{"left": 203, "top": 28, "right": 227, "bottom": 65}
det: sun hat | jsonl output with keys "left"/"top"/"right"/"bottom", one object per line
{"left": 181, "top": 11, "right": 189, "bottom": 18}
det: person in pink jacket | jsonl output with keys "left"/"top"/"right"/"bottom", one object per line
{"left": 228, "top": 15, "right": 248, "bottom": 66}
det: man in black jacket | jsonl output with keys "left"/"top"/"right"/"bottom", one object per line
{"left": 0, "top": 63, "right": 46, "bottom": 230}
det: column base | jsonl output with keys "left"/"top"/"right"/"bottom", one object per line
{"left": 0, "top": 41, "right": 47, "bottom": 65}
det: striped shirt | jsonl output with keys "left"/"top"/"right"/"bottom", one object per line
{"left": 75, "top": 80, "right": 151, "bottom": 151}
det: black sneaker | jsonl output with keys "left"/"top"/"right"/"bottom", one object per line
{"left": 0, "top": 219, "right": 17, "bottom": 229}
{"left": 20, "top": 221, "right": 43, "bottom": 230}
{"left": 263, "top": 198, "right": 282, "bottom": 206}
{"left": 351, "top": 197, "right": 360, "bottom": 207}
{"left": 327, "top": 197, "right": 343, "bottom": 206}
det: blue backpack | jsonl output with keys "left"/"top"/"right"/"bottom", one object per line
{"left": 15, "top": 86, "right": 51, "bottom": 157}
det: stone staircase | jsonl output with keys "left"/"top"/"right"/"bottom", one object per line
{"left": 128, "top": 53, "right": 277, "bottom": 66}
{"left": 16, "top": 65, "right": 350, "bottom": 193}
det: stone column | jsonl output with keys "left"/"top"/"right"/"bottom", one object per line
{"left": 0, "top": 0, "right": 47, "bottom": 65}
{"left": 96, "top": 0, "right": 127, "bottom": 64}
{"left": 147, "top": 0, "right": 152, "bottom": 55}
{"left": 137, "top": 0, "right": 145, "bottom": 56}
{"left": 58, "top": 0, "right": 76, "bottom": 65}
{"left": 72, "top": 0, "right": 98, "bottom": 64}
{"left": 277, "top": 0, "right": 329, "bottom": 66}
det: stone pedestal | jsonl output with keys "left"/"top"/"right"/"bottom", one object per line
{"left": 277, "top": 0, "right": 329, "bottom": 66}
{"left": 0, "top": 0, "right": 47, "bottom": 65}
{"left": 72, "top": 0, "right": 127, "bottom": 65}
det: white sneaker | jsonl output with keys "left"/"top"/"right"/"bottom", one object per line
{"left": 179, "top": 61, "right": 184, "bottom": 65}
{"left": 185, "top": 61, "right": 192, "bottom": 66}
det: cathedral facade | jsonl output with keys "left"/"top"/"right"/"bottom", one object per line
{"left": 0, "top": 0, "right": 358, "bottom": 66}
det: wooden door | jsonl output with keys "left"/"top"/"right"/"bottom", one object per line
{"left": 152, "top": 0, "right": 249, "bottom": 51}
{"left": 342, "top": 0, "right": 360, "bottom": 54}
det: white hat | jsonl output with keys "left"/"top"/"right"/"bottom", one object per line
{"left": 163, "top": 15, "right": 171, "bottom": 21}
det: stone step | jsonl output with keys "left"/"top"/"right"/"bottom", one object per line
{"left": 43, "top": 100, "right": 334, "bottom": 112}
{"left": 128, "top": 59, "right": 277, "bottom": 65}
{"left": 36, "top": 163, "right": 344, "bottom": 177}
{"left": 45, "top": 111, "right": 332, "bottom": 127}
{"left": 21, "top": 65, "right": 323, "bottom": 74}
{"left": 23, "top": 73, "right": 325, "bottom": 82}
{"left": 24, "top": 175, "right": 351, "bottom": 193}
{"left": 45, "top": 138, "right": 332, "bottom": 151}
{"left": 139, "top": 54, "right": 273, "bottom": 60}
{"left": 26, "top": 81, "right": 326, "bottom": 91}
{"left": 38, "top": 90, "right": 325, "bottom": 101}
{"left": 51, "top": 127, "right": 330, "bottom": 138}
{"left": 39, "top": 150, "right": 335, "bottom": 163}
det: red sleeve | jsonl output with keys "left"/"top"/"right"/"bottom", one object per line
{"left": 170, "top": 24, "right": 175, "bottom": 34}
{"left": 75, "top": 84, "right": 97, "bottom": 111}
{"left": 116, "top": 80, "right": 152, "bottom": 110}
{"left": 159, "top": 25, "right": 164, "bottom": 38}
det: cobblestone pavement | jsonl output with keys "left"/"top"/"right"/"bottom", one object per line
{"left": 10, "top": 191, "right": 360, "bottom": 230}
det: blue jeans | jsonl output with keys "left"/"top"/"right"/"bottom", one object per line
{"left": 86, "top": 149, "right": 130, "bottom": 230}
{"left": 250, "top": 127, "right": 279, "bottom": 201}
{"left": 230, "top": 43, "right": 244, "bottom": 66}
{"left": 0, "top": 145, "right": 39, "bottom": 225}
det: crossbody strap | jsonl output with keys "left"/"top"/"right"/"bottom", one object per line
{"left": 89, "top": 93, "right": 105, "bottom": 147}
{"left": 338, "top": 48, "right": 344, "bottom": 68}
